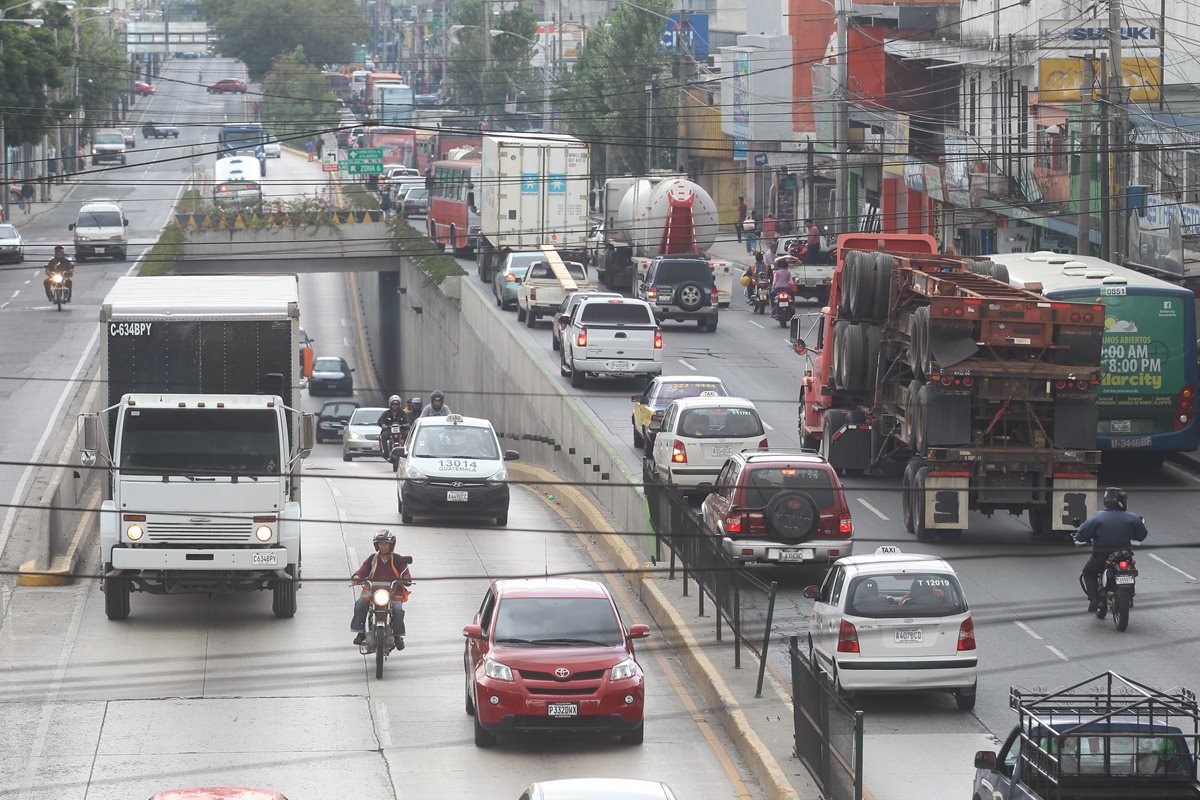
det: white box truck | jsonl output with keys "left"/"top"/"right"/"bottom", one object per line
{"left": 80, "top": 275, "right": 315, "bottom": 621}
{"left": 476, "top": 133, "right": 590, "bottom": 281}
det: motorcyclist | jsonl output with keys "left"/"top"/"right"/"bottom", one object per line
{"left": 376, "top": 395, "right": 408, "bottom": 458}
{"left": 770, "top": 257, "right": 795, "bottom": 302}
{"left": 744, "top": 251, "right": 767, "bottom": 302}
{"left": 43, "top": 245, "right": 74, "bottom": 302}
{"left": 1074, "top": 487, "right": 1148, "bottom": 616}
{"left": 350, "top": 529, "right": 412, "bottom": 648}
{"left": 419, "top": 390, "right": 452, "bottom": 417}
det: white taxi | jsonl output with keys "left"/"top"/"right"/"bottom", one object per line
{"left": 804, "top": 546, "right": 978, "bottom": 709}
{"left": 396, "top": 414, "right": 519, "bottom": 526}
{"left": 649, "top": 396, "right": 767, "bottom": 492}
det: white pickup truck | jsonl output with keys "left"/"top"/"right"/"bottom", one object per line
{"left": 559, "top": 297, "right": 663, "bottom": 388}
{"left": 517, "top": 257, "right": 595, "bottom": 328}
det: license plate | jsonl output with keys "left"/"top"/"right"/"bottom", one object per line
{"left": 446, "top": 491, "right": 469, "bottom": 502}
{"left": 606, "top": 361, "right": 632, "bottom": 371}
{"left": 711, "top": 445, "right": 733, "bottom": 456}
{"left": 895, "top": 628, "right": 923, "bottom": 643}
{"left": 657, "top": 296, "right": 672, "bottom": 305}
{"left": 1115, "top": 575, "right": 1135, "bottom": 585}
{"left": 391, "top": 426, "right": 402, "bottom": 433}
{"left": 779, "top": 300, "right": 790, "bottom": 306}
{"left": 758, "top": 291, "right": 769, "bottom": 300}
{"left": 777, "top": 549, "right": 814, "bottom": 562}
{"left": 251, "top": 552, "right": 279, "bottom": 566}
{"left": 1111, "top": 420, "right": 1133, "bottom": 433}
{"left": 547, "top": 702, "right": 578, "bottom": 718}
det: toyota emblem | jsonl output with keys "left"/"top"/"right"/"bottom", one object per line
{"left": 554, "top": 667, "right": 570, "bottom": 679}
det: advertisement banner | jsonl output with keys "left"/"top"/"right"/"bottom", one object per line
{"left": 882, "top": 114, "right": 910, "bottom": 179}
{"left": 1038, "top": 56, "right": 1162, "bottom": 102}
{"left": 733, "top": 52, "right": 751, "bottom": 134}
{"left": 1097, "top": 294, "right": 1185, "bottom": 411}
{"left": 1039, "top": 18, "right": 1162, "bottom": 51}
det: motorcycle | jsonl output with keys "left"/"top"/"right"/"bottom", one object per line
{"left": 1079, "top": 548, "right": 1137, "bottom": 632}
{"left": 753, "top": 274, "right": 771, "bottom": 315}
{"left": 382, "top": 422, "right": 409, "bottom": 472}
{"left": 48, "top": 272, "right": 70, "bottom": 311}
{"left": 771, "top": 290, "right": 795, "bottom": 327}
{"left": 356, "top": 568, "right": 413, "bottom": 679}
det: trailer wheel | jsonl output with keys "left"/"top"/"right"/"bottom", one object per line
{"left": 901, "top": 459, "right": 919, "bottom": 533}
{"left": 847, "top": 254, "right": 875, "bottom": 319}
{"left": 913, "top": 384, "right": 928, "bottom": 455}
{"left": 830, "top": 321, "right": 849, "bottom": 389}
{"left": 903, "top": 380, "right": 923, "bottom": 451}
{"left": 910, "top": 306, "right": 931, "bottom": 380}
{"left": 821, "top": 409, "right": 849, "bottom": 467}
{"left": 912, "top": 466, "right": 936, "bottom": 542}
{"left": 863, "top": 324, "right": 884, "bottom": 388}
{"left": 871, "top": 253, "right": 894, "bottom": 319}
{"left": 1029, "top": 506, "right": 1053, "bottom": 539}
{"left": 841, "top": 324, "right": 871, "bottom": 392}
{"left": 985, "top": 260, "right": 1009, "bottom": 284}
{"left": 838, "top": 252, "right": 860, "bottom": 316}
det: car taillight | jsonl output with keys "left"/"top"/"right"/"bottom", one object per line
{"left": 653, "top": 329, "right": 663, "bottom": 350}
{"left": 957, "top": 617, "right": 976, "bottom": 651}
{"left": 757, "top": 438, "right": 768, "bottom": 449}
{"left": 530, "top": 287, "right": 538, "bottom": 301}
{"left": 647, "top": 288, "right": 657, "bottom": 301}
{"left": 671, "top": 440, "right": 687, "bottom": 463}
{"left": 725, "top": 512, "right": 742, "bottom": 533}
{"left": 711, "top": 287, "right": 719, "bottom": 303}
{"left": 838, "top": 516, "right": 853, "bottom": 535}
{"left": 504, "top": 272, "right": 517, "bottom": 282}
{"left": 837, "top": 620, "right": 860, "bottom": 653}
{"left": 576, "top": 328, "right": 587, "bottom": 348}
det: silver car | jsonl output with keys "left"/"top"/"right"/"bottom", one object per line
{"left": 0, "top": 224, "right": 23, "bottom": 263}
{"left": 518, "top": 779, "right": 678, "bottom": 800}
{"left": 342, "top": 407, "right": 386, "bottom": 461}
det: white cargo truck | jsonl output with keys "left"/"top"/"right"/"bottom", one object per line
{"left": 80, "top": 275, "right": 315, "bottom": 621}
{"left": 476, "top": 133, "right": 590, "bottom": 282}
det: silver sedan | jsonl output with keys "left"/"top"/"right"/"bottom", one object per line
{"left": 342, "top": 407, "right": 386, "bottom": 461}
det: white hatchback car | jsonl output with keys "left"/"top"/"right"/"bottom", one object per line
{"left": 649, "top": 396, "right": 767, "bottom": 491}
{"left": 804, "top": 546, "right": 978, "bottom": 709}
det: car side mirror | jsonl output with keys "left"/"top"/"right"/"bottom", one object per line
{"left": 974, "top": 751, "right": 997, "bottom": 770}
{"left": 630, "top": 395, "right": 641, "bottom": 402}
{"left": 803, "top": 585, "right": 821, "bottom": 599}
{"left": 627, "top": 624, "right": 651, "bottom": 639}
{"left": 504, "top": 450, "right": 520, "bottom": 461}
{"left": 68, "top": 223, "right": 74, "bottom": 231}
{"left": 462, "top": 624, "right": 484, "bottom": 640}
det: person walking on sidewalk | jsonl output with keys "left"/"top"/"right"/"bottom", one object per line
{"left": 47, "top": 145, "right": 58, "bottom": 184}
{"left": 305, "top": 138, "right": 315, "bottom": 162}
{"left": 20, "top": 182, "right": 34, "bottom": 214}
{"left": 735, "top": 196, "right": 747, "bottom": 242}
{"left": 743, "top": 210, "right": 758, "bottom": 253}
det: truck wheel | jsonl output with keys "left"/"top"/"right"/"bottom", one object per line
{"left": 272, "top": 576, "right": 297, "bottom": 618}
{"left": 104, "top": 574, "right": 131, "bottom": 620}
{"left": 901, "top": 459, "right": 918, "bottom": 533}
{"left": 912, "top": 466, "right": 936, "bottom": 542}
{"left": 675, "top": 282, "right": 705, "bottom": 312}
{"left": 910, "top": 306, "right": 931, "bottom": 380}
{"left": 843, "top": 324, "right": 869, "bottom": 391}
{"left": 984, "top": 260, "right": 1009, "bottom": 284}
{"left": 848, "top": 255, "right": 875, "bottom": 319}
{"left": 525, "top": 308, "right": 537, "bottom": 328}
{"left": 517, "top": 305, "right": 527, "bottom": 323}
{"left": 830, "top": 321, "right": 848, "bottom": 389}
{"left": 820, "top": 409, "right": 849, "bottom": 467}
{"left": 839, "top": 252, "right": 861, "bottom": 316}
{"left": 871, "top": 253, "right": 895, "bottom": 319}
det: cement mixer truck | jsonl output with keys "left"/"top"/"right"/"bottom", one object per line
{"left": 592, "top": 175, "right": 731, "bottom": 301}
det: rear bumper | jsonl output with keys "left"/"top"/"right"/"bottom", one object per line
{"left": 722, "top": 536, "right": 851, "bottom": 564}
{"left": 834, "top": 656, "right": 977, "bottom": 691}
{"left": 401, "top": 482, "right": 510, "bottom": 518}
{"left": 664, "top": 465, "right": 721, "bottom": 488}
{"left": 573, "top": 358, "right": 662, "bottom": 377}
{"left": 651, "top": 307, "right": 717, "bottom": 322}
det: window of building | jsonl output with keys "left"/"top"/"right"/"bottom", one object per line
{"left": 1139, "top": 149, "right": 1159, "bottom": 194}
{"left": 1187, "top": 150, "right": 1200, "bottom": 203}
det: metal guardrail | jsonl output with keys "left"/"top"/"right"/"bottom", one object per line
{"left": 644, "top": 466, "right": 778, "bottom": 698}
{"left": 791, "top": 636, "right": 864, "bottom": 800}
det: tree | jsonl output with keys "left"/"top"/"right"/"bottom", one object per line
{"left": 0, "top": 14, "right": 72, "bottom": 148}
{"left": 201, "top": 0, "right": 365, "bottom": 81}
{"left": 560, "top": 0, "right": 674, "bottom": 174}
{"left": 261, "top": 48, "right": 337, "bottom": 145}
{"left": 446, "top": 0, "right": 537, "bottom": 116}
{"left": 77, "top": 22, "right": 130, "bottom": 129}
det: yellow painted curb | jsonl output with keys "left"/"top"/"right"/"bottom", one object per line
{"left": 510, "top": 462, "right": 801, "bottom": 800}
{"left": 16, "top": 486, "right": 100, "bottom": 587}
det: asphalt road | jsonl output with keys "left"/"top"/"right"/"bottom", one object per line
{"left": 448, "top": 246, "right": 1200, "bottom": 749}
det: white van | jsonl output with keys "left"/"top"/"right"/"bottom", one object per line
{"left": 69, "top": 198, "right": 128, "bottom": 261}
{"left": 213, "top": 156, "right": 263, "bottom": 208}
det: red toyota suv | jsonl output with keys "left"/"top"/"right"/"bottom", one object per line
{"left": 207, "top": 78, "right": 248, "bottom": 94}
{"left": 463, "top": 577, "right": 651, "bottom": 747}
{"left": 701, "top": 450, "right": 853, "bottom": 566}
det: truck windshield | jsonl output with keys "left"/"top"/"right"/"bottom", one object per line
{"left": 78, "top": 211, "right": 122, "bottom": 228}
{"left": 120, "top": 408, "right": 281, "bottom": 475}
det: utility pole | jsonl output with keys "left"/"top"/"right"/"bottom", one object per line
{"left": 674, "top": 9, "right": 688, "bottom": 174}
{"left": 834, "top": 0, "right": 849, "bottom": 232}
{"left": 482, "top": 0, "right": 491, "bottom": 119}
{"left": 1077, "top": 57, "right": 1094, "bottom": 257}
{"left": 1099, "top": 53, "right": 1111, "bottom": 262}
{"left": 645, "top": 79, "right": 655, "bottom": 172}
{"left": 1108, "top": 0, "right": 1128, "bottom": 263}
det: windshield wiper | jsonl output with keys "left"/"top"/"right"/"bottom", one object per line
{"left": 493, "top": 637, "right": 535, "bottom": 644}
{"left": 411, "top": 452, "right": 435, "bottom": 459}
{"left": 529, "top": 637, "right": 613, "bottom": 646}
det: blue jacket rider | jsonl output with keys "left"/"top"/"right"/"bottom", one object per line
{"left": 1074, "top": 487, "right": 1147, "bottom": 617}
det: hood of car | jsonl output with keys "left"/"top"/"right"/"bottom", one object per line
{"left": 488, "top": 642, "right": 630, "bottom": 673}
{"left": 347, "top": 423, "right": 379, "bottom": 436}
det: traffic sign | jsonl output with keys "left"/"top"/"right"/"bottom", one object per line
{"left": 346, "top": 163, "right": 383, "bottom": 175}
{"left": 321, "top": 153, "right": 338, "bottom": 173}
{"left": 346, "top": 148, "right": 383, "bottom": 160}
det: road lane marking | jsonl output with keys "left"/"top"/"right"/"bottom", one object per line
{"left": 1046, "top": 645, "right": 1069, "bottom": 662}
{"left": 677, "top": 359, "right": 697, "bottom": 371}
{"left": 23, "top": 279, "right": 29, "bottom": 284}
{"left": 1014, "top": 621, "right": 1043, "bottom": 640}
{"left": 375, "top": 700, "right": 393, "bottom": 747}
{"left": 1149, "top": 552, "right": 1197, "bottom": 581}
{"left": 331, "top": 485, "right": 343, "bottom": 499}
{"left": 747, "top": 319, "right": 764, "bottom": 329}
{"left": 855, "top": 498, "right": 888, "bottom": 520}
{"left": 0, "top": 302, "right": 7, "bottom": 309}
{"left": 10, "top": 290, "right": 17, "bottom": 298}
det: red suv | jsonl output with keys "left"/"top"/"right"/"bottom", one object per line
{"left": 207, "top": 78, "right": 248, "bottom": 94}
{"left": 463, "top": 577, "right": 651, "bottom": 747}
{"left": 701, "top": 451, "right": 853, "bottom": 566}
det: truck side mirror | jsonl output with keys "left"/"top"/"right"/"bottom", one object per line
{"left": 68, "top": 223, "right": 75, "bottom": 231}
{"left": 298, "top": 413, "right": 315, "bottom": 457}
{"left": 789, "top": 316, "right": 803, "bottom": 345}
{"left": 973, "top": 751, "right": 997, "bottom": 770}
{"left": 80, "top": 413, "right": 102, "bottom": 466}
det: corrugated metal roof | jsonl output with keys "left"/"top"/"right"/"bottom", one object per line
{"left": 102, "top": 275, "right": 299, "bottom": 320}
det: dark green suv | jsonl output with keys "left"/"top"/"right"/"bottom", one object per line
{"left": 636, "top": 258, "right": 719, "bottom": 332}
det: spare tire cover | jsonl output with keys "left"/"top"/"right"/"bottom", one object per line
{"left": 765, "top": 491, "right": 820, "bottom": 542}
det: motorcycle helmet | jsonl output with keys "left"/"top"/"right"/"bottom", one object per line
{"left": 388, "top": 394, "right": 402, "bottom": 406}
{"left": 372, "top": 529, "right": 397, "bottom": 551}
{"left": 430, "top": 390, "right": 445, "bottom": 404}
{"left": 409, "top": 397, "right": 421, "bottom": 408}
{"left": 1103, "top": 487, "right": 1127, "bottom": 511}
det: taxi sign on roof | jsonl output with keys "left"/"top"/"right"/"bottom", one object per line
{"left": 700, "top": 391, "right": 719, "bottom": 396}
{"left": 445, "top": 414, "right": 465, "bottom": 424}
{"left": 875, "top": 545, "right": 902, "bottom": 555}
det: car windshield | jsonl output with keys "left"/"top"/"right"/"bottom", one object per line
{"left": 654, "top": 261, "right": 710, "bottom": 284}
{"left": 493, "top": 597, "right": 624, "bottom": 645}
{"left": 0, "top": 225, "right": 17, "bottom": 238}
{"left": 78, "top": 210, "right": 122, "bottom": 227}
{"left": 409, "top": 424, "right": 499, "bottom": 459}
{"left": 844, "top": 573, "right": 968, "bottom": 618}
{"left": 677, "top": 406, "right": 763, "bottom": 438}
{"left": 313, "top": 358, "right": 343, "bottom": 372}
{"left": 527, "top": 261, "right": 587, "bottom": 281}
{"left": 741, "top": 466, "right": 838, "bottom": 508}
{"left": 406, "top": 188, "right": 428, "bottom": 199}
{"left": 655, "top": 381, "right": 728, "bottom": 404}
{"left": 350, "top": 408, "right": 384, "bottom": 425}
{"left": 579, "top": 302, "right": 653, "bottom": 325}
{"left": 119, "top": 408, "right": 281, "bottom": 475}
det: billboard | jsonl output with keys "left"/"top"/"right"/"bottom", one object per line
{"left": 1039, "top": 19, "right": 1162, "bottom": 51}
{"left": 1038, "top": 56, "right": 1161, "bottom": 102}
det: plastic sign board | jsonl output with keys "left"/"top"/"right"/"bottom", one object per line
{"left": 321, "top": 153, "right": 338, "bottom": 173}
{"left": 660, "top": 13, "right": 710, "bottom": 60}
{"left": 1039, "top": 18, "right": 1162, "bottom": 50}
{"left": 1038, "top": 56, "right": 1162, "bottom": 102}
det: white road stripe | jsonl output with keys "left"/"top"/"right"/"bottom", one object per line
{"left": 375, "top": 701, "right": 393, "bottom": 747}
{"left": 747, "top": 319, "right": 764, "bottom": 329}
{"left": 855, "top": 497, "right": 889, "bottom": 521}
{"left": 1149, "top": 552, "right": 1198, "bottom": 581}
{"left": 331, "top": 485, "right": 343, "bottom": 499}
{"left": 0, "top": 302, "right": 7, "bottom": 309}
{"left": 677, "top": 359, "right": 697, "bottom": 371}
{"left": 10, "top": 290, "right": 17, "bottom": 298}
{"left": 23, "top": 279, "right": 29, "bottom": 285}
{"left": 1046, "top": 645, "right": 1069, "bottom": 662}
{"left": 1014, "top": 620, "right": 1043, "bottom": 640}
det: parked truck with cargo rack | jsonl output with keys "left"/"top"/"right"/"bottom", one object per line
{"left": 790, "top": 233, "right": 1105, "bottom": 540}
{"left": 80, "top": 275, "right": 315, "bottom": 621}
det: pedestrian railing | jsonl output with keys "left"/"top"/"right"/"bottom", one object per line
{"left": 791, "top": 636, "right": 864, "bottom": 800}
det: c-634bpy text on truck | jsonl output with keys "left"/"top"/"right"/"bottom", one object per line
{"left": 80, "top": 275, "right": 315, "bottom": 621}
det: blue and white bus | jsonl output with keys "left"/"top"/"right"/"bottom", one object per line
{"left": 991, "top": 252, "right": 1198, "bottom": 463}
{"left": 218, "top": 122, "right": 267, "bottom": 155}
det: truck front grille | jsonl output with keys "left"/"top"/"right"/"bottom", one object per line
{"left": 146, "top": 521, "right": 253, "bottom": 543}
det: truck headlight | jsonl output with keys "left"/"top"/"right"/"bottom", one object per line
{"left": 610, "top": 657, "right": 638, "bottom": 681}
{"left": 126, "top": 523, "right": 144, "bottom": 541}
{"left": 486, "top": 467, "right": 508, "bottom": 486}
{"left": 372, "top": 588, "right": 391, "bottom": 607}
{"left": 404, "top": 465, "right": 428, "bottom": 483}
{"left": 255, "top": 525, "right": 273, "bottom": 542}
{"left": 484, "top": 658, "right": 514, "bottom": 681}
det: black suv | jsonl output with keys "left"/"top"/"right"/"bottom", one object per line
{"left": 636, "top": 258, "right": 719, "bottom": 331}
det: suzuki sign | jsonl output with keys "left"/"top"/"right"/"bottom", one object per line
{"left": 1040, "top": 19, "right": 1163, "bottom": 50}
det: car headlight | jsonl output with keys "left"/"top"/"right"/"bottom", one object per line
{"left": 372, "top": 588, "right": 391, "bottom": 607}
{"left": 486, "top": 467, "right": 508, "bottom": 486}
{"left": 318, "top": 421, "right": 333, "bottom": 429}
{"left": 484, "top": 658, "right": 513, "bottom": 681}
{"left": 255, "top": 525, "right": 273, "bottom": 542}
{"left": 404, "top": 465, "right": 428, "bottom": 483}
{"left": 348, "top": 432, "right": 364, "bottom": 441}
{"left": 610, "top": 657, "right": 638, "bottom": 681}
{"left": 126, "top": 523, "right": 144, "bottom": 541}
